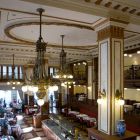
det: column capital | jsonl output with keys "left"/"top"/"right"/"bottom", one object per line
{"left": 24, "top": 64, "right": 34, "bottom": 69}
{"left": 95, "top": 18, "right": 128, "bottom": 32}
{"left": 98, "top": 25, "right": 124, "bottom": 41}
{"left": 87, "top": 60, "right": 93, "bottom": 66}
{"left": 45, "top": 59, "right": 48, "bottom": 63}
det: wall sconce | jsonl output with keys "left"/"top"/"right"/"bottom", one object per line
{"left": 97, "top": 89, "right": 106, "bottom": 104}
{"left": 115, "top": 89, "right": 124, "bottom": 106}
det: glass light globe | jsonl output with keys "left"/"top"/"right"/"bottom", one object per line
{"left": 61, "top": 83, "right": 65, "bottom": 86}
{"left": 7, "top": 82, "right": 10, "bottom": 85}
{"left": 28, "top": 85, "right": 33, "bottom": 91}
{"left": 49, "top": 86, "right": 54, "bottom": 92}
{"left": 22, "top": 85, "right": 28, "bottom": 92}
{"left": 118, "top": 98, "right": 125, "bottom": 106}
{"left": 69, "top": 75, "right": 73, "bottom": 78}
{"left": 97, "top": 98, "right": 103, "bottom": 104}
{"left": 33, "top": 86, "right": 38, "bottom": 92}
{"left": 37, "top": 99, "right": 44, "bottom": 106}
{"left": 53, "top": 85, "right": 58, "bottom": 91}
{"left": 17, "top": 82, "right": 20, "bottom": 85}
{"left": 56, "top": 75, "right": 59, "bottom": 78}
{"left": 63, "top": 75, "right": 66, "bottom": 78}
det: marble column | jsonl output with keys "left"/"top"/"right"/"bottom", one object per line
{"left": 97, "top": 21, "right": 126, "bottom": 135}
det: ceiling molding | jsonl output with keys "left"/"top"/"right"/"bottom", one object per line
{"left": 5, "top": 21, "right": 96, "bottom": 47}
{"left": 0, "top": 7, "right": 99, "bottom": 25}
{"left": 22, "top": 0, "right": 140, "bottom": 25}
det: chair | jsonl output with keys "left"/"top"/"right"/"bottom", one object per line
{"left": 11, "top": 126, "right": 18, "bottom": 139}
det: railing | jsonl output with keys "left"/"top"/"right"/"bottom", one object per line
{"left": 124, "top": 65, "right": 140, "bottom": 80}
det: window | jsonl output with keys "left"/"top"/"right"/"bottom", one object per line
{"left": 54, "top": 68, "right": 59, "bottom": 75}
{"left": 3, "top": 66, "right": 7, "bottom": 79}
{"left": 8, "top": 66, "right": 12, "bottom": 79}
{"left": 0, "top": 65, "right": 24, "bottom": 80}
{"left": 14, "top": 66, "right": 18, "bottom": 79}
{"left": 50, "top": 67, "right": 53, "bottom": 75}
{"left": 0, "top": 66, "right": 1, "bottom": 79}
{"left": 48, "top": 67, "right": 59, "bottom": 76}
{"left": 19, "top": 66, "right": 23, "bottom": 79}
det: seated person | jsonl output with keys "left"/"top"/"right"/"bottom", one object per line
{"left": 9, "top": 102, "right": 13, "bottom": 108}
{"left": 0, "top": 106, "right": 5, "bottom": 118}
{"left": 1, "top": 126, "right": 15, "bottom": 140}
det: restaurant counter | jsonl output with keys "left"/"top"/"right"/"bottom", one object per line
{"left": 42, "top": 119, "right": 74, "bottom": 140}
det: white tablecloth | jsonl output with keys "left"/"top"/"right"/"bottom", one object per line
{"left": 68, "top": 111, "right": 79, "bottom": 115}
{"left": 76, "top": 114, "right": 88, "bottom": 119}
{"left": 124, "top": 105, "right": 133, "bottom": 112}
{"left": 83, "top": 116, "right": 96, "bottom": 122}
{"left": 133, "top": 103, "right": 140, "bottom": 108}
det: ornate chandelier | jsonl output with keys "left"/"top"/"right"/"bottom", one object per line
{"left": 7, "top": 54, "right": 22, "bottom": 89}
{"left": 22, "top": 8, "right": 56, "bottom": 105}
{"left": 53, "top": 35, "right": 75, "bottom": 85}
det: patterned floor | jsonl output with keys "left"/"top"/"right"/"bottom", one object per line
{"left": 16, "top": 115, "right": 48, "bottom": 140}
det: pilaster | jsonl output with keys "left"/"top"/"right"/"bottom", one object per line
{"left": 98, "top": 23, "right": 125, "bottom": 135}
{"left": 87, "top": 60, "right": 93, "bottom": 100}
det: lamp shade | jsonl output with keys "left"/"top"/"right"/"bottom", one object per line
{"left": 37, "top": 99, "right": 44, "bottom": 106}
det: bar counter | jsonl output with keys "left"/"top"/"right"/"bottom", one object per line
{"left": 42, "top": 119, "right": 74, "bottom": 140}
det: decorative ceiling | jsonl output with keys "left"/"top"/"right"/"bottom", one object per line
{"left": 0, "top": 0, "right": 140, "bottom": 66}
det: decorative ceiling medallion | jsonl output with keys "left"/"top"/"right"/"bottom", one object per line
{"left": 5, "top": 21, "right": 95, "bottom": 47}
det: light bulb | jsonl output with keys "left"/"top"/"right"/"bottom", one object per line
{"left": 33, "top": 86, "right": 38, "bottom": 92}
